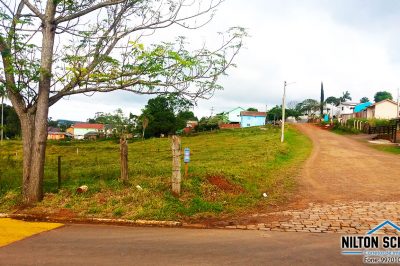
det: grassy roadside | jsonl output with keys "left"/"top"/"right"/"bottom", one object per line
{"left": 328, "top": 125, "right": 400, "bottom": 155}
{"left": 330, "top": 126, "right": 360, "bottom": 135}
{"left": 369, "top": 144, "right": 400, "bottom": 155}
{"left": 0, "top": 125, "right": 312, "bottom": 221}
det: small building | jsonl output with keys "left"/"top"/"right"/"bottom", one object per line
{"left": 183, "top": 120, "right": 198, "bottom": 134}
{"left": 84, "top": 131, "right": 102, "bottom": 140}
{"left": 47, "top": 127, "right": 72, "bottom": 140}
{"left": 354, "top": 102, "right": 372, "bottom": 113}
{"left": 47, "top": 131, "right": 73, "bottom": 140}
{"left": 186, "top": 120, "right": 198, "bottom": 128}
{"left": 240, "top": 111, "right": 267, "bottom": 128}
{"left": 364, "top": 99, "right": 400, "bottom": 119}
{"left": 225, "top": 107, "right": 245, "bottom": 123}
{"left": 338, "top": 102, "right": 358, "bottom": 115}
{"left": 354, "top": 102, "right": 372, "bottom": 118}
{"left": 67, "top": 123, "right": 105, "bottom": 140}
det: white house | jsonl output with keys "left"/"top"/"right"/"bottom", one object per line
{"left": 67, "top": 123, "right": 105, "bottom": 140}
{"left": 225, "top": 107, "right": 245, "bottom": 123}
{"left": 337, "top": 102, "right": 358, "bottom": 116}
{"left": 364, "top": 99, "right": 399, "bottom": 119}
{"left": 325, "top": 103, "right": 341, "bottom": 117}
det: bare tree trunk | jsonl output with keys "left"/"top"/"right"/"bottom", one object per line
{"left": 120, "top": 137, "right": 128, "bottom": 182}
{"left": 171, "top": 135, "right": 181, "bottom": 195}
{"left": 18, "top": 1, "right": 56, "bottom": 203}
{"left": 1, "top": 95, "right": 3, "bottom": 145}
{"left": 20, "top": 112, "right": 48, "bottom": 202}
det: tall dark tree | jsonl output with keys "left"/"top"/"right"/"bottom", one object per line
{"left": 0, "top": 0, "right": 245, "bottom": 203}
{"left": 320, "top": 82, "right": 324, "bottom": 116}
{"left": 360, "top": 97, "right": 370, "bottom": 103}
{"left": 374, "top": 91, "right": 393, "bottom": 103}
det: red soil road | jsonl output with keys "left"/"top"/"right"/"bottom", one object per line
{"left": 295, "top": 124, "right": 400, "bottom": 203}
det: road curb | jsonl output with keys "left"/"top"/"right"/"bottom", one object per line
{"left": 0, "top": 213, "right": 182, "bottom": 227}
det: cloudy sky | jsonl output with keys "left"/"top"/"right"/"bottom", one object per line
{"left": 48, "top": 0, "right": 400, "bottom": 121}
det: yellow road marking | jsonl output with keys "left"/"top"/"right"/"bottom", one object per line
{"left": 0, "top": 218, "right": 63, "bottom": 247}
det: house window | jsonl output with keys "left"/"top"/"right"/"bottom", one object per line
{"left": 342, "top": 107, "right": 344, "bottom": 111}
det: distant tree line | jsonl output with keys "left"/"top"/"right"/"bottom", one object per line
{"left": 0, "top": 103, "right": 21, "bottom": 139}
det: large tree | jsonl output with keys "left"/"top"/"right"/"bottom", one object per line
{"left": 0, "top": 89, "right": 6, "bottom": 143}
{"left": 298, "top": 99, "right": 319, "bottom": 115}
{"left": 325, "top": 96, "right": 340, "bottom": 106}
{"left": 0, "top": 0, "right": 245, "bottom": 203}
{"left": 374, "top": 91, "right": 393, "bottom": 103}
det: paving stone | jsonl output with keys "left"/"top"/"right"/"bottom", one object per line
{"left": 233, "top": 201, "right": 400, "bottom": 235}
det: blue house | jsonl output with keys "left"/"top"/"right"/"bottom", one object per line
{"left": 354, "top": 102, "right": 372, "bottom": 113}
{"left": 240, "top": 111, "right": 267, "bottom": 128}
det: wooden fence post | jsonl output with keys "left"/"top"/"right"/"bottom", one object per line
{"left": 171, "top": 135, "right": 181, "bottom": 195}
{"left": 58, "top": 156, "right": 61, "bottom": 190}
{"left": 120, "top": 137, "right": 128, "bottom": 182}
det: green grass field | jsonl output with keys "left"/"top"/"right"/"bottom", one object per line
{"left": 370, "top": 144, "right": 400, "bottom": 155}
{"left": 0, "top": 126, "right": 312, "bottom": 221}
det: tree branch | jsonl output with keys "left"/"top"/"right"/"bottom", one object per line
{"left": 55, "top": 0, "right": 126, "bottom": 24}
{"left": 22, "top": 0, "right": 45, "bottom": 20}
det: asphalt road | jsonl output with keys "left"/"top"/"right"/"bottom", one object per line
{"left": 0, "top": 224, "right": 362, "bottom": 266}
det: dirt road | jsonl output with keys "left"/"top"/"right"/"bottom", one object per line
{"left": 295, "top": 124, "right": 400, "bottom": 203}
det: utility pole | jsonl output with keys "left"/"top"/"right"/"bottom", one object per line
{"left": 281, "top": 81, "right": 295, "bottom": 143}
{"left": 210, "top": 106, "right": 214, "bottom": 117}
{"left": 397, "top": 88, "right": 399, "bottom": 118}
{"left": 281, "top": 81, "right": 286, "bottom": 143}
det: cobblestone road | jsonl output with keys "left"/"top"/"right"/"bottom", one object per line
{"left": 228, "top": 201, "right": 400, "bottom": 234}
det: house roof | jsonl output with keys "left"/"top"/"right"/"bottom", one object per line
{"left": 354, "top": 102, "right": 372, "bottom": 113}
{"left": 48, "top": 132, "right": 73, "bottom": 137}
{"left": 73, "top": 123, "right": 105, "bottom": 130}
{"left": 369, "top": 99, "right": 399, "bottom": 107}
{"left": 339, "top": 102, "right": 359, "bottom": 106}
{"left": 240, "top": 111, "right": 267, "bottom": 117}
{"left": 48, "top": 127, "right": 61, "bottom": 132}
{"left": 226, "top": 107, "right": 245, "bottom": 113}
